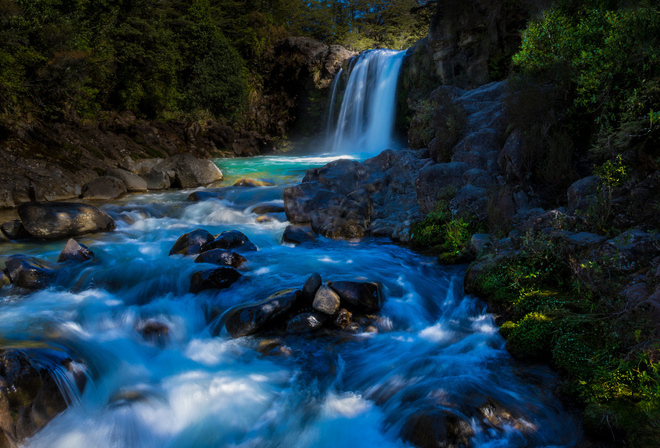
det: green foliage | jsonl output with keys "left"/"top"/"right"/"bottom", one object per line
{"left": 500, "top": 312, "right": 553, "bottom": 359}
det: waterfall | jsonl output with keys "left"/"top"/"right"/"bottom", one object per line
{"left": 327, "top": 49, "right": 405, "bottom": 155}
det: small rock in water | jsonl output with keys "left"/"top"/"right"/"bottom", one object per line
{"left": 257, "top": 339, "right": 292, "bottom": 357}
{"left": 302, "top": 273, "right": 322, "bottom": 301}
{"left": 4, "top": 254, "right": 56, "bottom": 290}
{"left": 401, "top": 410, "right": 474, "bottom": 448}
{"left": 169, "top": 229, "right": 215, "bottom": 256}
{"left": 256, "top": 215, "right": 276, "bottom": 223}
{"left": 0, "top": 271, "right": 9, "bottom": 288}
{"left": 195, "top": 249, "right": 246, "bottom": 268}
{"left": 187, "top": 191, "right": 223, "bottom": 202}
{"left": 282, "top": 225, "right": 317, "bottom": 245}
{"left": 58, "top": 239, "right": 94, "bottom": 263}
{"left": 137, "top": 319, "right": 170, "bottom": 346}
{"left": 1, "top": 220, "right": 30, "bottom": 240}
{"left": 328, "top": 281, "right": 382, "bottom": 312}
{"left": 224, "top": 289, "right": 301, "bottom": 338}
{"left": 313, "top": 285, "right": 341, "bottom": 315}
{"left": 286, "top": 312, "right": 326, "bottom": 333}
{"left": 202, "top": 230, "right": 258, "bottom": 253}
{"left": 333, "top": 309, "right": 352, "bottom": 329}
{"left": 233, "top": 178, "right": 275, "bottom": 187}
{"left": 252, "top": 204, "right": 285, "bottom": 214}
{"left": 190, "top": 267, "right": 242, "bottom": 293}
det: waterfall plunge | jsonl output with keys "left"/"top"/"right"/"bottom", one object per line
{"left": 327, "top": 49, "right": 405, "bottom": 155}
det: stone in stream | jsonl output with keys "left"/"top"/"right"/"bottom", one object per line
{"left": 105, "top": 168, "right": 148, "bottom": 192}
{"left": 312, "top": 285, "right": 341, "bottom": 315}
{"left": 194, "top": 249, "right": 246, "bottom": 269}
{"left": 0, "top": 271, "right": 9, "bottom": 289}
{"left": 224, "top": 289, "right": 301, "bottom": 338}
{"left": 187, "top": 191, "right": 223, "bottom": 202}
{"left": 0, "top": 349, "right": 72, "bottom": 447}
{"left": 233, "top": 178, "right": 275, "bottom": 187}
{"left": 169, "top": 229, "right": 215, "bottom": 256}
{"left": 57, "top": 239, "right": 94, "bottom": 263}
{"left": 302, "top": 273, "right": 322, "bottom": 301}
{"left": 137, "top": 319, "right": 170, "bottom": 346}
{"left": 81, "top": 176, "right": 127, "bottom": 200}
{"left": 4, "top": 255, "right": 57, "bottom": 290}
{"left": 252, "top": 204, "right": 285, "bottom": 214}
{"left": 201, "top": 230, "right": 258, "bottom": 253}
{"left": 286, "top": 312, "right": 327, "bottom": 333}
{"left": 282, "top": 225, "right": 317, "bottom": 245}
{"left": 1, "top": 220, "right": 30, "bottom": 241}
{"left": 333, "top": 308, "right": 352, "bottom": 330}
{"left": 151, "top": 154, "right": 223, "bottom": 188}
{"left": 328, "top": 281, "right": 383, "bottom": 312}
{"left": 141, "top": 170, "right": 171, "bottom": 190}
{"left": 401, "top": 410, "right": 474, "bottom": 448}
{"left": 190, "top": 267, "right": 242, "bottom": 293}
{"left": 18, "top": 202, "right": 116, "bottom": 240}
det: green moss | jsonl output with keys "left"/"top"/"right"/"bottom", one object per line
{"left": 500, "top": 312, "right": 553, "bottom": 359}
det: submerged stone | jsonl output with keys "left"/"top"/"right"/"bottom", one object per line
{"left": 195, "top": 249, "right": 246, "bottom": 268}
{"left": 202, "top": 230, "right": 257, "bottom": 253}
{"left": 4, "top": 255, "right": 57, "bottom": 290}
{"left": 224, "top": 289, "right": 301, "bottom": 338}
{"left": 169, "top": 229, "right": 215, "bottom": 256}
{"left": 190, "top": 267, "right": 242, "bottom": 293}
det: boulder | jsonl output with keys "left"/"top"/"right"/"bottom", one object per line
{"left": 141, "top": 171, "right": 171, "bottom": 190}
{"left": 302, "top": 159, "right": 367, "bottom": 195}
{"left": 169, "top": 229, "right": 215, "bottom": 256}
{"left": 202, "top": 230, "right": 258, "bottom": 253}
{"left": 81, "top": 176, "right": 127, "bottom": 200}
{"left": 470, "top": 233, "right": 493, "bottom": 254}
{"left": 416, "top": 162, "right": 470, "bottom": 214}
{"left": 282, "top": 225, "right": 317, "bottom": 245}
{"left": 1, "top": 220, "right": 30, "bottom": 241}
{"left": 286, "top": 312, "right": 327, "bottom": 333}
{"left": 18, "top": 202, "right": 116, "bottom": 240}
{"left": 567, "top": 176, "right": 599, "bottom": 210}
{"left": 57, "top": 239, "right": 94, "bottom": 263}
{"left": 0, "top": 350, "right": 71, "bottom": 446}
{"left": 302, "top": 273, "right": 322, "bottom": 301}
{"left": 328, "top": 281, "right": 382, "bottom": 312}
{"left": 194, "top": 249, "right": 246, "bottom": 268}
{"left": 105, "top": 168, "right": 148, "bottom": 192}
{"left": 558, "top": 232, "right": 607, "bottom": 252}
{"left": 152, "top": 154, "right": 223, "bottom": 188}
{"left": 599, "top": 230, "right": 660, "bottom": 271}
{"left": 190, "top": 267, "right": 242, "bottom": 293}
{"left": 4, "top": 255, "right": 56, "bottom": 290}
{"left": 498, "top": 128, "right": 526, "bottom": 182}
{"left": 119, "top": 158, "right": 163, "bottom": 175}
{"left": 313, "top": 285, "right": 341, "bottom": 315}
{"left": 224, "top": 289, "right": 302, "bottom": 338}
{"left": 283, "top": 183, "right": 344, "bottom": 224}
{"left": 234, "top": 179, "right": 275, "bottom": 187}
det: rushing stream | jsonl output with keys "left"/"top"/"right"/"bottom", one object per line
{"left": 0, "top": 154, "right": 584, "bottom": 447}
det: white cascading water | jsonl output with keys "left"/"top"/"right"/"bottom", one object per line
{"left": 328, "top": 50, "right": 405, "bottom": 155}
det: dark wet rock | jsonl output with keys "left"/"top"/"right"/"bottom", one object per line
{"left": 57, "top": 239, "right": 94, "bottom": 263}
{"left": 558, "top": 232, "right": 607, "bottom": 252}
{"left": 190, "top": 267, "right": 242, "bottom": 293}
{"left": 187, "top": 191, "right": 222, "bottom": 202}
{"left": 302, "top": 273, "right": 322, "bottom": 301}
{"left": 498, "top": 128, "right": 526, "bottom": 182}
{"left": 0, "top": 349, "right": 70, "bottom": 447}
{"left": 567, "top": 175, "right": 599, "bottom": 210}
{"left": 105, "top": 168, "right": 148, "bottom": 192}
{"left": 137, "top": 319, "right": 170, "bottom": 346}
{"left": 194, "top": 249, "right": 246, "bottom": 269}
{"left": 415, "top": 162, "right": 470, "bottom": 214}
{"left": 18, "top": 202, "right": 116, "bottom": 240}
{"left": 142, "top": 170, "right": 171, "bottom": 190}
{"left": 256, "top": 339, "right": 292, "bottom": 357}
{"left": 256, "top": 214, "right": 284, "bottom": 224}
{"left": 599, "top": 230, "right": 660, "bottom": 272}
{"left": 81, "top": 176, "right": 127, "bottom": 200}
{"left": 328, "top": 281, "right": 382, "bottom": 312}
{"left": 401, "top": 410, "right": 474, "bottom": 448}
{"left": 252, "top": 204, "right": 285, "bottom": 214}
{"left": 313, "top": 285, "right": 341, "bottom": 315}
{"left": 234, "top": 178, "right": 275, "bottom": 187}
{"left": 333, "top": 308, "right": 352, "bottom": 330}
{"left": 152, "top": 154, "right": 223, "bottom": 188}
{"left": 202, "top": 230, "right": 258, "bottom": 253}
{"left": 470, "top": 233, "right": 493, "bottom": 254}
{"left": 282, "top": 225, "right": 317, "bottom": 245}
{"left": 0, "top": 229, "right": 8, "bottom": 243}
{"left": 283, "top": 183, "right": 345, "bottom": 225}
{"left": 169, "top": 229, "right": 215, "bottom": 256}
{"left": 224, "top": 289, "right": 302, "bottom": 338}
{"left": 4, "top": 255, "right": 56, "bottom": 290}
{"left": 0, "top": 271, "right": 9, "bottom": 289}
{"left": 286, "top": 312, "right": 327, "bottom": 333}
{"left": 0, "top": 220, "right": 30, "bottom": 241}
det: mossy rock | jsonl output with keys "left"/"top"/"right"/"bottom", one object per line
{"left": 500, "top": 312, "right": 553, "bottom": 360}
